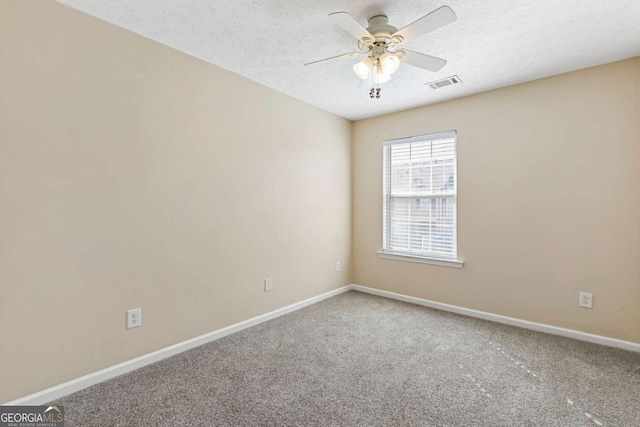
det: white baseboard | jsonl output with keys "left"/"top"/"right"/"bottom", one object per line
{"left": 7, "top": 283, "right": 638, "bottom": 405}
{"left": 4, "top": 285, "right": 353, "bottom": 406}
{"left": 351, "top": 284, "right": 640, "bottom": 353}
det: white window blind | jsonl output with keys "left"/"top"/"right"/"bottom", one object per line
{"left": 383, "top": 131, "right": 457, "bottom": 259}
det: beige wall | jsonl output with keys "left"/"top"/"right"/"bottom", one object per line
{"left": 0, "top": 1, "right": 351, "bottom": 402}
{"left": 353, "top": 58, "right": 640, "bottom": 344}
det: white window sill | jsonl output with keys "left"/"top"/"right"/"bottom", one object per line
{"left": 377, "top": 251, "right": 464, "bottom": 269}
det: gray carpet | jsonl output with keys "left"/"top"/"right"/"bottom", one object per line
{"left": 52, "top": 291, "right": 640, "bottom": 426}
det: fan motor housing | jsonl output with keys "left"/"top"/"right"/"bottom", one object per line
{"left": 367, "top": 15, "right": 398, "bottom": 43}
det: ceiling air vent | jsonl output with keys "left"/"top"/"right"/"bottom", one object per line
{"left": 426, "top": 75, "right": 462, "bottom": 90}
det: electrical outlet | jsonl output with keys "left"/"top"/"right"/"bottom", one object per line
{"left": 127, "top": 308, "right": 142, "bottom": 329}
{"left": 335, "top": 261, "right": 341, "bottom": 272}
{"left": 579, "top": 292, "right": 593, "bottom": 309}
{"left": 264, "top": 278, "right": 272, "bottom": 292}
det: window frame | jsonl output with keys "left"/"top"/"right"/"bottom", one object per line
{"left": 379, "top": 130, "right": 463, "bottom": 268}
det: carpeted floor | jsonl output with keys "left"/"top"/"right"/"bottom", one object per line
{"left": 52, "top": 291, "right": 640, "bottom": 426}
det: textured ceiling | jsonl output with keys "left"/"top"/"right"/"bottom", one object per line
{"left": 57, "top": 0, "right": 640, "bottom": 121}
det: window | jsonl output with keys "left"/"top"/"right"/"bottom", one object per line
{"left": 380, "top": 131, "right": 461, "bottom": 267}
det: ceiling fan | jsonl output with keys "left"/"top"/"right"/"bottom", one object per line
{"left": 305, "top": 6, "right": 457, "bottom": 98}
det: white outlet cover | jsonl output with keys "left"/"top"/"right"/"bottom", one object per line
{"left": 579, "top": 292, "right": 593, "bottom": 309}
{"left": 127, "top": 308, "right": 142, "bottom": 329}
{"left": 336, "top": 262, "right": 341, "bottom": 272}
{"left": 264, "top": 278, "right": 272, "bottom": 292}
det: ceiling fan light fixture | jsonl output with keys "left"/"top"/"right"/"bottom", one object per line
{"left": 316, "top": 7, "right": 457, "bottom": 97}
{"left": 375, "top": 72, "right": 391, "bottom": 84}
{"left": 380, "top": 52, "right": 400, "bottom": 75}
{"left": 353, "top": 57, "right": 374, "bottom": 79}
{"left": 374, "top": 64, "right": 392, "bottom": 84}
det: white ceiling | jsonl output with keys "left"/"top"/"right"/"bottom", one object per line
{"left": 58, "top": 0, "right": 640, "bottom": 121}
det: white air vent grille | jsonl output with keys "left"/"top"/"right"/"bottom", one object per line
{"left": 426, "top": 75, "right": 462, "bottom": 90}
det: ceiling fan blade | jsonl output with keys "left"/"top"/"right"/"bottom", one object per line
{"left": 391, "top": 6, "right": 457, "bottom": 45}
{"left": 329, "top": 12, "right": 375, "bottom": 43}
{"left": 304, "top": 51, "right": 365, "bottom": 67}
{"left": 399, "top": 49, "right": 447, "bottom": 72}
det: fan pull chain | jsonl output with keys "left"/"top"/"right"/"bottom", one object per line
{"left": 369, "top": 65, "right": 382, "bottom": 99}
